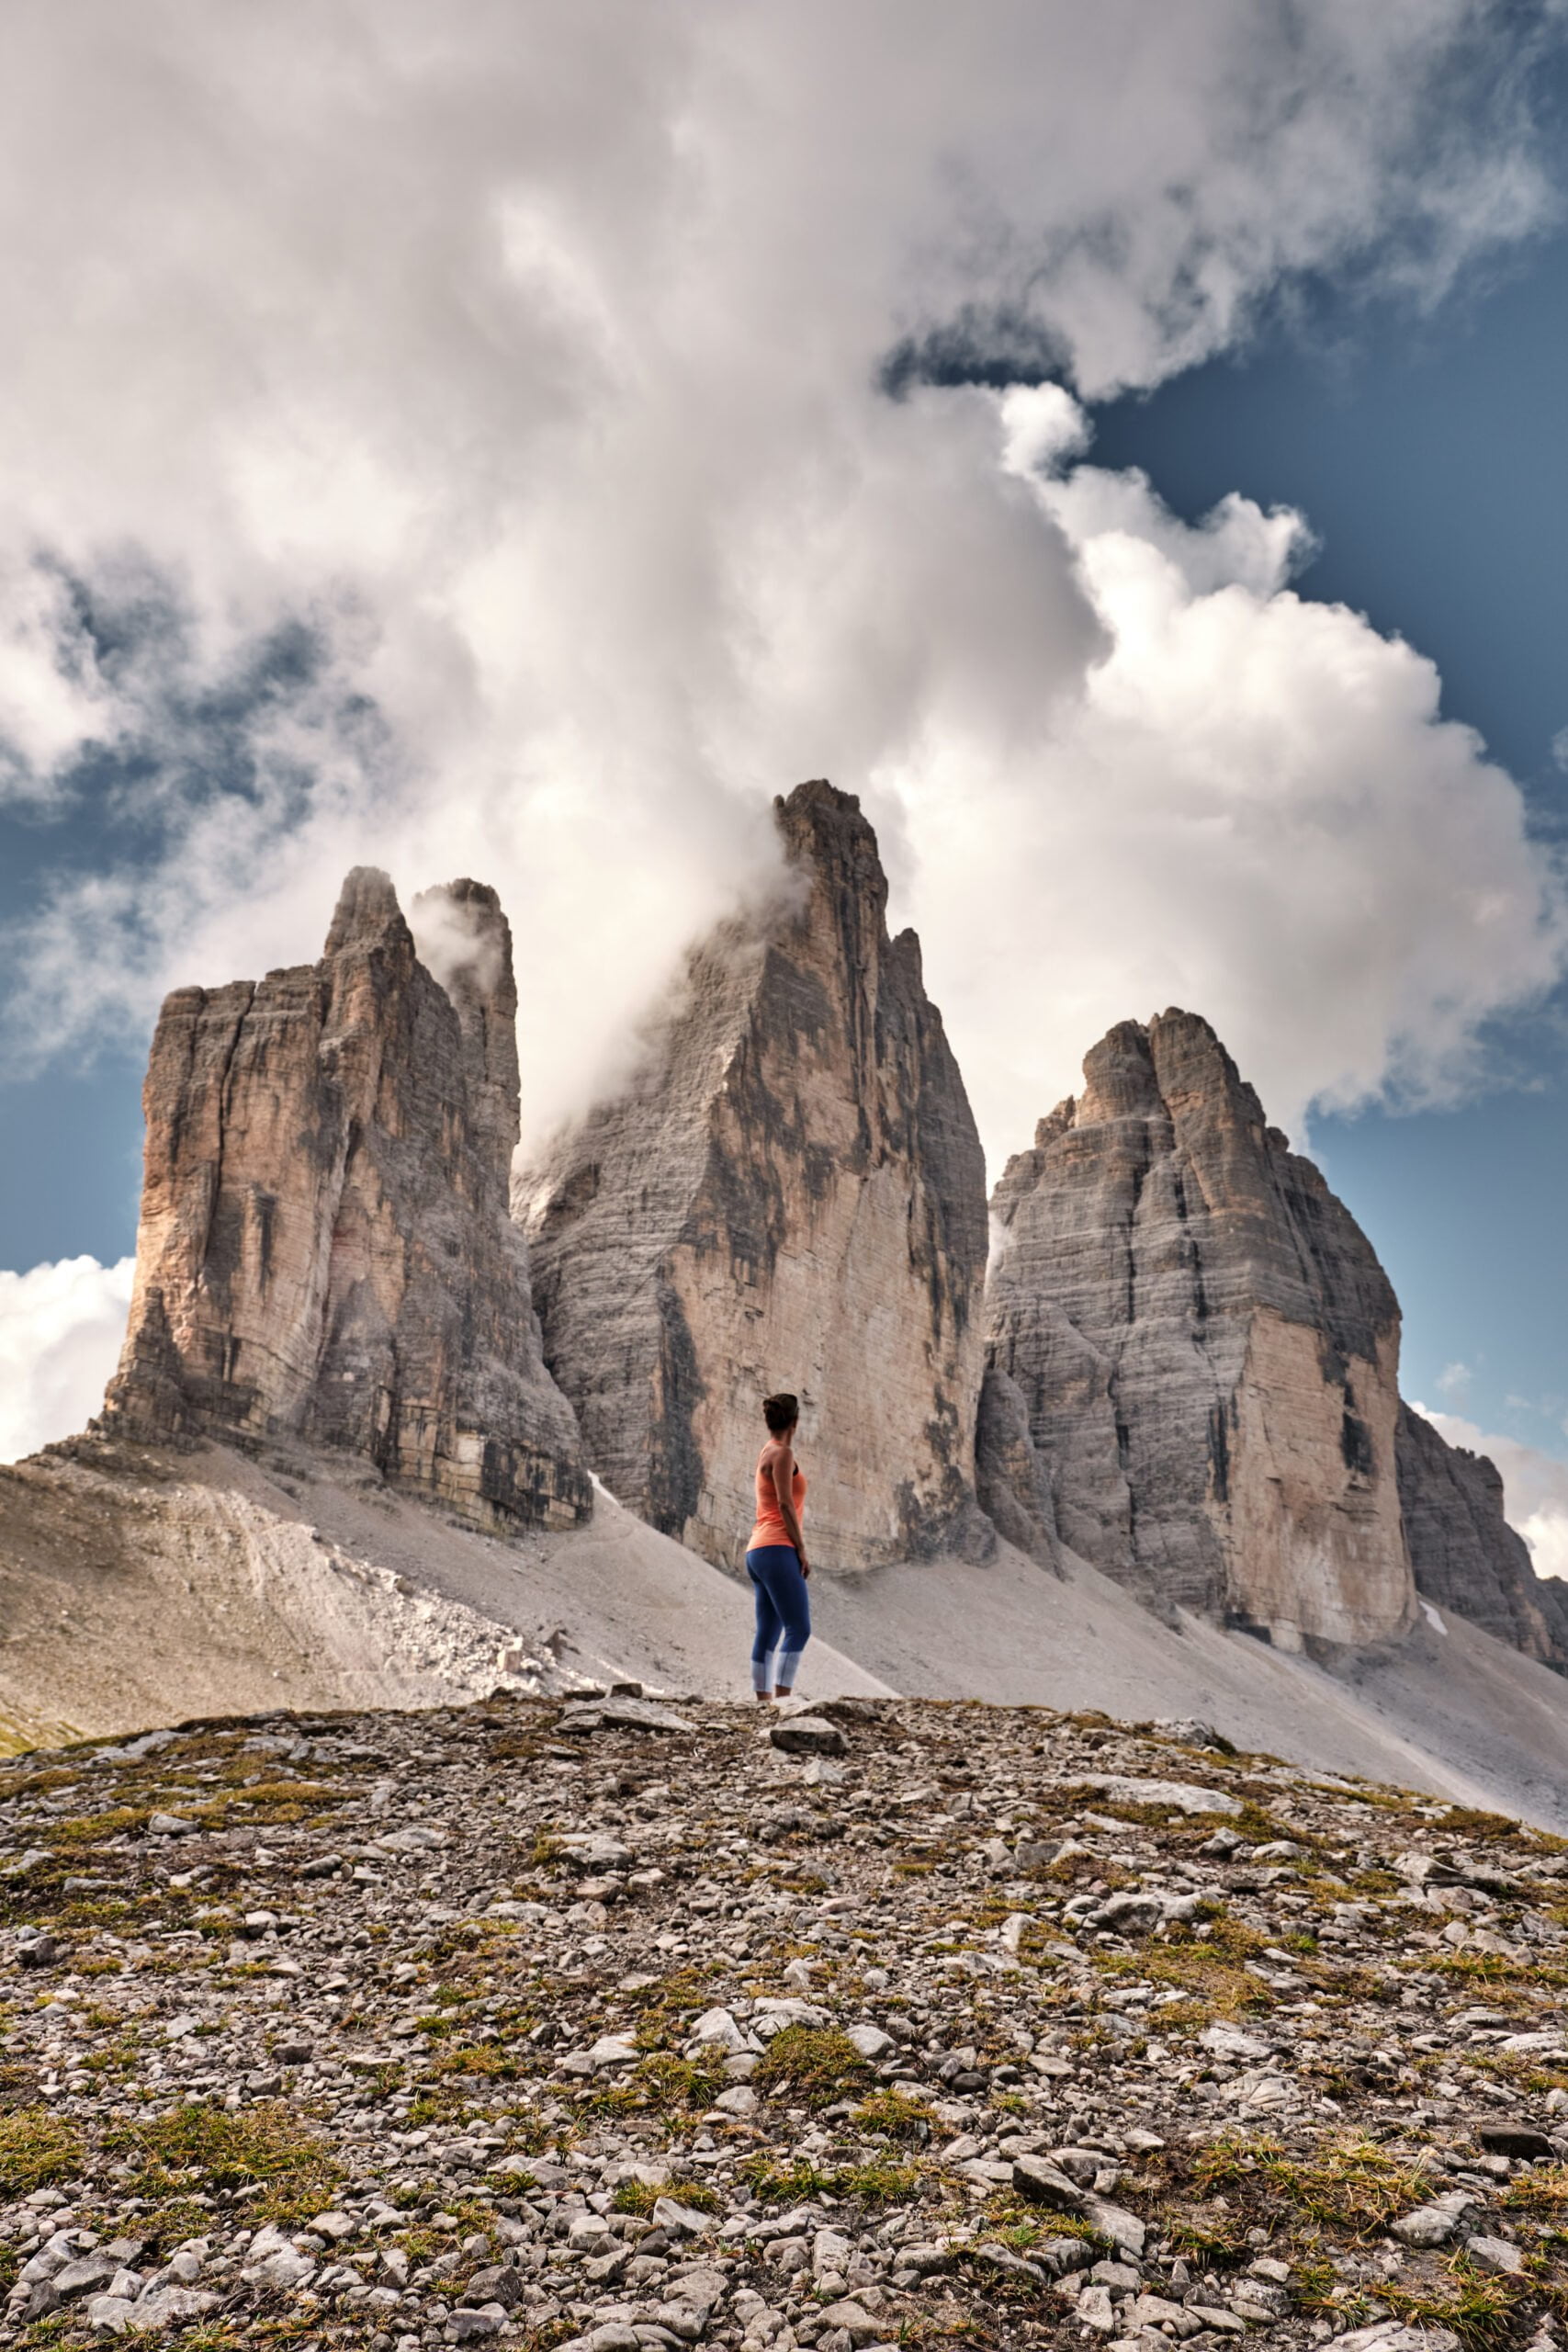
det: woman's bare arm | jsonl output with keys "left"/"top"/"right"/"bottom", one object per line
{"left": 770, "top": 1446, "right": 809, "bottom": 1577}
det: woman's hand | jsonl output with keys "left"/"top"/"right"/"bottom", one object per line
{"left": 798, "top": 1555, "right": 811, "bottom": 1579}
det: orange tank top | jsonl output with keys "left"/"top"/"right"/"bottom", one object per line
{"left": 749, "top": 1451, "right": 807, "bottom": 1552}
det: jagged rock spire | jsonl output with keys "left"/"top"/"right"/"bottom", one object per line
{"left": 983, "top": 1009, "right": 1415, "bottom": 1648}
{"left": 101, "top": 868, "right": 590, "bottom": 1533}
{"left": 517, "top": 779, "right": 991, "bottom": 1569}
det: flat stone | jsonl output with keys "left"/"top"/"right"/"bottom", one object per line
{"left": 1069, "top": 1775, "right": 1243, "bottom": 1818}
{"left": 1463, "top": 2234, "right": 1524, "bottom": 2275}
{"left": 770, "top": 1715, "right": 848, "bottom": 1758}
{"left": 1478, "top": 2123, "right": 1554, "bottom": 2160}
{"left": 557, "top": 1699, "right": 695, "bottom": 1736}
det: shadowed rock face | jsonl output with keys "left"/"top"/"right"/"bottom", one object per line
{"left": 984, "top": 1011, "right": 1416, "bottom": 1648}
{"left": 1397, "top": 1404, "right": 1568, "bottom": 1672}
{"left": 517, "top": 780, "right": 990, "bottom": 1570}
{"left": 101, "top": 869, "right": 590, "bottom": 1533}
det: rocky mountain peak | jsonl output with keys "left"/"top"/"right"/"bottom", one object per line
{"left": 322, "top": 861, "right": 410, "bottom": 957}
{"left": 520, "top": 778, "right": 990, "bottom": 1569}
{"left": 100, "top": 867, "right": 589, "bottom": 1533}
{"left": 985, "top": 1005, "right": 1413, "bottom": 1647}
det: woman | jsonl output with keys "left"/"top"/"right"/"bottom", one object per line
{"left": 745, "top": 1390, "right": 811, "bottom": 1701}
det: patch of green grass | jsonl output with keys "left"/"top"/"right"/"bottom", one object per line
{"left": 983, "top": 2198, "right": 1100, "bottom": 2251}
{"left": 752, "top": 2023, "right": 873, "bottom": 2109}
{"left": 104, "top": 2101, "right": 341, "bottom": 2223}
{"left": 612, "top": 2177, "right": 719, "bottom": 2217}
{"left": 852, "top": 2087, "right": 938, "bottom": 2142}
{"left": 739, "top": 2151, "right": 920, "bottom": 2205}
{"left": 0, "top": 2107, "right": 84, "bottom": 2197}
{"left": 1382, "top": 2256, "right": 1534, "bottom": 2352}
{"left": 581, "top": 2052, "right": 725, "bottom": 2119}
{"left": 1191, "top": 2132, "right": 1431, "bottom": 2244}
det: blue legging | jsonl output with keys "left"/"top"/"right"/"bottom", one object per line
{"left": 746, "top": 1545, "right": 811, "bottom": 1693}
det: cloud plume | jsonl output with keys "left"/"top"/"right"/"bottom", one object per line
{"left": 0, "top": 1256, "right": 133, "bottom": 1464}
{"left": 0, "top": 0, "right": 1562, "bottom": 1175}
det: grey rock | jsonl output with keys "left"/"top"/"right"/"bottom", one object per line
{"left": 1392, "top": 2193, "right": 1474, "bottom": 2247}
{"left": 86, "top": 2296, "right": 139, "bottom": 2335}
{"left": 556, "top": 1699, "right": 694, "bottom": 1736}
{"left": 124, "top": 2284, "right": 220, "bottom": 2329}
{"left": 100, "top": 867, "right": 589, "bottom": 1535}
{"left": 51, "top": 2254, "right": 118, "bottom": 2299}
{"left": 984, "top": 1010, "right": 1415, "bottom": 1645}
{"left": 1478, "top": 2123, "right": 1555, "bottom": 2160}
{"left": 1398, "top": 1403, "right": 1568, "bottom": 1672}
{"left": 518, "top": 780, "right": 991, "bottom": 1570}
{"left": 1463, "top": 2233, "right": 1525, "bottom": 2275}
{"left": 770, "top": 1715, "right": 847, "bottom": 1758}
{"left": 1071, "top": 1774, "right": 1242, "bottom": 1818}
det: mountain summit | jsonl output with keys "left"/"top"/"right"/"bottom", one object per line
{"left": 517, "top": 781, "right": 990, "bottom": 1569}
{"left": 100, "top": 868, "right": 588, "bottom": 1533}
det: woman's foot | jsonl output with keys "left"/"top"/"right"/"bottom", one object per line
{"left": 753, "top": 1690, "right": 773, "bottom": 1703}
{"left": 774, "top": 1686, "right": 792, "bottom": 1699}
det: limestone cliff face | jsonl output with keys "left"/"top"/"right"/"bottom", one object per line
{"left": 1397, "top": 1405, "right": 1568, "bottom": 1672}
{"left": 517, "top": 780, "right": 990, "bottom": 1570}
{"left": 984, "top": 1012, "right": 1416, "bottom": 1648}
{"left": 101, "top": 869, "right": 590, "bottom": 1532}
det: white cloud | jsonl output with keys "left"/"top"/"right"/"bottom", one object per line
{"left": 0, "top": 0, "right": 1560, "bottom": 1171}
{"left": 0, "top": 1257, "right": 133, "bottom": 1464}
{"left": 1415, "top": 1406, "right": 1568, "bottom": 1583}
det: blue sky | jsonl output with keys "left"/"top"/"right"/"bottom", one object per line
{"left": 0, "top": 4, "right": 1564, "bottom": 1493}
{"left": 1086, "top": 153, "right": 1568, "bottom": 1459}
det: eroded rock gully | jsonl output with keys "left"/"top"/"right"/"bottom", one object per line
{"left": 517, "top": 782, "right": 989, "bottom": 1572}
{"left": 4, "top": 1696, "right": 1566, "bottom": 2352}
{"left": 99, "top": 870, "right": 588, "bottom": 1535}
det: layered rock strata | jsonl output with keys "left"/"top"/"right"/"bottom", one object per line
{"left": 100, "top": 869, "right": 590, "bottom": 1532}
{"left": 517, "top": 780, "right": 990, "bottom": 1570}
{"left": 1397, "top": 1405, "right": 1568, "bottom": 1672}
{"left": 983, "top": 1012, "right": 1416, "bottom": 1648}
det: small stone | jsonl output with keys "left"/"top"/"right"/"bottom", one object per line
{"left": 1393, "top": 2194, "right": 1474, "bottom": 2247}
{"left": 650, "top": 2197, "right": 714, "bottom": 2237}
{"left": 146, "top": 1812, "right": 198, "bottom": 1837}
{"left": 1464, "top": 2234, "right": 1524, "bottom": 2275}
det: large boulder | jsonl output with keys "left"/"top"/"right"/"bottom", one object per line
{"left": 516, "top": 780, "right": 990, "bottom": 1569}
{"left": 100, "top": 868, "right": 589, "bottom": 1532}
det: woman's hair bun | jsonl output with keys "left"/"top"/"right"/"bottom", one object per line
{"left": 762, "top": 1392, "right": 799, "bottom": 1435}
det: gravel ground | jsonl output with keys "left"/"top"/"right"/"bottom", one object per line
{"left": 3, "top": 1694, "right": 1566, "bottom": 2352}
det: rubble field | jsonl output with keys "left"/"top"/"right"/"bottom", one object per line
{"left": 2, "top": 1694, "right": 1565, "bottom": 2352}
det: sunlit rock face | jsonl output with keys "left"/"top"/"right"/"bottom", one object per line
{"left": 1397, "top": 1404, "right": 1568, "bottom": 1673}
{"left": 517, "top": 780, "right": 991, "bottom": 1571}
{"left": 984, "top": 1011, "right": 1416, "bottom": 1649}
{"left": 101, "top": 868, "right": 590, "bottom": 1532}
